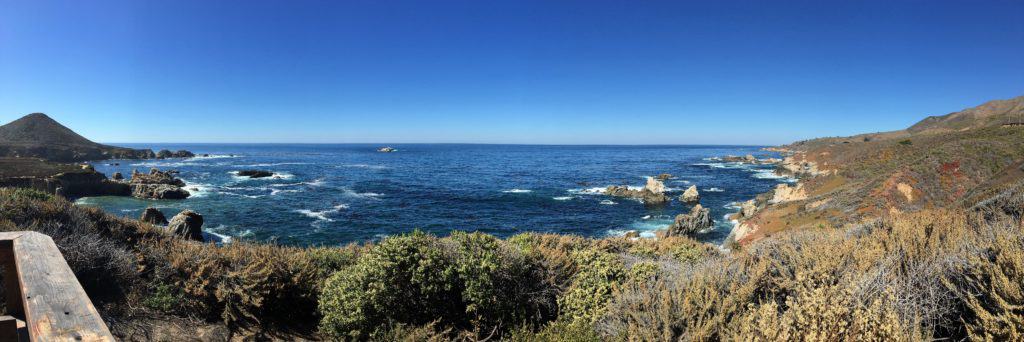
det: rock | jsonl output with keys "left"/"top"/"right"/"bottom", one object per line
{"left": 131, "top": 184, "right": 191, "bottom": 199}
{"left": 111, "top": 172, "right": 123, "bottom": 181}
{"left": 623, "top": 231, "right": 640, "bottom": 239}
{"left": 655, "top": 173, "right": 672, "bottom": 180}
{"left": 605, "top": 185, "right": 669, "bottom": 206}
{"left": 156, "top": 149, "right": 195, "bottom": 159}
{"left": 130, "top": 168, "right": 185, "bottom": 187}
{"left": 81, "top": 164, "right": 95, "bottom": 172}
{"left": 680, "top": 185, "right": 700, "bottom": 203}
{"left": 644, "top": 177, "right": 666, "bottom": 193}
{"left": 236, "top": 170, "right": 274, "bottom": 178}
{"left": 744, "top": 154, "right": 758, "bottom": 163}
{"left": 665, "top": 204, "right": 713, "bottom": 237}
{"left": 740, "top": 199, "right": 758, "bottom": 218}
{"left": 377, "top": 147, "right": 397, "bottom": 153}
{"left": 140, "top": 207, "right": 168, "bottom": 225}
{"left": 770, "top": 183, "right": 807, "bottom": 203}
{"left": 167, "top": 210, "right": 204, "bottom": 241}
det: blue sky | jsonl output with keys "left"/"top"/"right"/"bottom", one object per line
{"left": 1, "top": 0, "right": 1022, "bottom": 145}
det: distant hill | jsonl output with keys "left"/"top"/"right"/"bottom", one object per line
{"left": 907, "top": 95, "right": 1024, "bottom": 133}
{"left": 0, "top": 113, "right": 154, "bottom": 162}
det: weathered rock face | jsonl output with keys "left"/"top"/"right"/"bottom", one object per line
{"left": 141, "top": 207, "right": 169, "bottom": 225}
{"left": 645, "top": 177, "right": 666, "bottom": 194}
{"left": 665, "top": 204, "right": 713, "bottom": 237}
{"left": 740, "top": 199, "right": 759, "bottom": 218}
{"left": 167, "top": 210, "right": 204, "bottom": 241}
{"left": 606, "top": 185, "right": 669, "bottom": 205}
{"left": 132, "top": 184, "right": 190, "bottom": 199}
{"left": 770, "top": 183, "right": 807, "bottom": 203}
{"left": 680, "top": 185, "right": 700, "bottom": 203}
{"left": 130, "top": 168, "right": 186, "bottom": 187}
{"left": 236, "top": 170, "right": 273, "bottom": 178}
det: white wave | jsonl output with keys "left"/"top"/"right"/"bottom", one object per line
{"left": 552, "top": 196, "right": 574, "bottom": 201}
{"left": 229, "top": 171, "right": 295, "bottom": 181}
{"left": 671, "top": 180, "right": 692, "bottom": 184}
{"left": 295, "top": 204, "right": 349, "bottom": 224}
{"left": 341, "top": 164, "right": 389, "bottom": 170}
{"left": 186, "top": 154, "right": 239, "bottom": 161}
{"left": 502, "top": 189, "right": 533, "bottom": 193}
{"left": 642, "top": 215, "right": 651, "bottom": 220}
{"left": 568, "top": 187, "right": 608, "bottom": 195}
{"left": 183, "top": 182, "right": 215, "bottom": 198}
{"left": 131, "top": 161, "right": 200, "bottom": 168}
{"left": 270, "top": 189, "right": 301, "bottom": 196}
{"left": 723, "top": 202, "right": 742, "bottom": 210}
{"left": 703, "top": 187, "right": 725, "bottom": 192}
{"left": 752, "top": 170, "right": 797, "bottom": 182}
{"left": 237, "top": 162, "right": 309, "bottom": 167}
{"left": 219, "top": 191, "right": 264, "bottom": 198}
{"left": 600, "top": 200, "right": 617, "bottom": 205}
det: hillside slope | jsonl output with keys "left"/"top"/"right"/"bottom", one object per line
{"left": 732, "top": 95, "right": 1024, "bottom": 244}
{"left": 0, "top": 113, "right": 154, "bottom": 162}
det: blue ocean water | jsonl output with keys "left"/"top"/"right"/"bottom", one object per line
{"left": 77, "top": 144, "right": 793, "bottom": 246}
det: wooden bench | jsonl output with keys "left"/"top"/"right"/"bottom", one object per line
{"left": 0, "top": 232, "right": 113, "bottom": 341}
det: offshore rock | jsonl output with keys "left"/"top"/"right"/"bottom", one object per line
{"left": 167, "top": 210, "right": 204, "bottom": 242}
{"left": 237, "top": 170, "right": 273, "bottom": 178}
{"left": 664, "top": 204, "right": 713, "bottom": 237}
{"left": 680, "top": 185, "right": 700, "bottom": 203}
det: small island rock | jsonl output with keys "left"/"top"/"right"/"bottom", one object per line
{"left": 680, "top": 185, "right": 700, "bottom": 203}
{"left": 665, "top": 204, "right": 713, "bottom": 237}
{"left": 237, "top": 170, "right": 274, "bottom": 178}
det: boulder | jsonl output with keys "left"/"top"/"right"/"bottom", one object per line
{"left": 156, "top": 149, "right": 194, "bottom": 159}
{"left": 680, "top": 185, "right": 700, "bottom": 203}
{"left": 655, "top": 173, "right": 672, "bottom": 181}
{"left": 167, "top": 210, "right": 204, "bottom": 241}
{"left": 111, "top": 172, "right": 124, "bottom": 181}
{"left": 744, "top": 154, "right": 758, "bottom": 163}
{"left": 130, "top": 168, "right": 185, "bottom": 187}
{"left": 131, "top": 184, "right": 191, "bottom": 200}
{"left": 623, "top": 231, "right": 640, "bottom": 239}
{"left": 237, "top": 170, "right": 274, "bottom": 178}
{"left": 141, "top": 207, "right": 168, "bottom": 225}
{"left": 665, "top": 204, "right": 713, "bottom": 237}
{"left": 156, "top": 149, "right": 174, "bottom": 159}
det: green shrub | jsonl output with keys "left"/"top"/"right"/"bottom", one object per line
{"left": 558, "top": 250, "right": 625, "bottom": 325}
{"left": 318, "top": 231, "right": 461, "bottom": 338}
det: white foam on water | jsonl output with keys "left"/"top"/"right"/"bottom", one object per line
{"left": 569, "top": 187, "right": 608, "bottom": 195}
{"left": 552, "top": 196, "right": 574, "bottom": 201}
{"left": 752, "top": 170, "right": 797, "bottom": 182}
{"left": 341, "top": 164, "right": 389, "bottom": 170}
{"left": 229, "top": 171, "right": 294, "bottom": 181}
{"left": 502, "top": 189, "right": 533, "bottom": 193}
{"left": 237, "top": 162, "right": 309, "bottom": 167}
{"left": 270, "top": 189, "right": 301, "bottom": 196}
{"left": 723, "top": 202, "right": 742, "bottom": 210}
{"left": 187, "top": 154, "right": 239, "bottom": 160}
{"left": 132, "top": 161, "right": 200, "bottom": 168}
{"left": 295, "top": 204, "right": 349, "bottom": 224}
{"left": 703, "top": 187, "right": 725, "bottom": 192}
{"left": 183, "top": 182, "right": 215, "bottom": 198}
{"left": 219, "top": 191, "right": 265, "bottom": 199}
{"left": 343, "top": 190, "right": 382, "bottom": 199}
{"left": 600, "top": 200, "right": 617, "bottom": 205}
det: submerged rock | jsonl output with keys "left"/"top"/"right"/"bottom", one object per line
{"left": 237, "top": 170, "right": 274, "bottom": 178}
{"left": 680, "top": 185, "right": 700, "bottom": 203}
{"left": 168, "top": 210, "right": 204, "bottom": 241}
{"left": 141, "top": 207, "right": 168, "bottom": 225}
{"left": 664, "top": 204, "right": 713, "bottom": 237}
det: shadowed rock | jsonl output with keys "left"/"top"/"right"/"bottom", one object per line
{"left": 141, "top": 207, "right": 168, "bottom": 225}
{"left": 168, "top": 210, "right": 204, "bottom": 241}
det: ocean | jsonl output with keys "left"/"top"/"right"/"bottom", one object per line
{"left": 76, "top": 144, "right": 793, "bottom": 246}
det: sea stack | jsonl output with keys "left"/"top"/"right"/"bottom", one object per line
{"left": 664, "top": 204, "right": 713, "bottom": 237}
{"left": 680, "top": 185, "right": 700, "bottom": 203}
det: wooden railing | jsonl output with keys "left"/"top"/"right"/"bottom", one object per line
{"left": 0, "top": 232, "right": 113, "bottom": 341}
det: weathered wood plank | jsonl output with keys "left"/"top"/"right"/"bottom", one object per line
{"left": 12, "top": 232, "right": 113, "bottom": 341}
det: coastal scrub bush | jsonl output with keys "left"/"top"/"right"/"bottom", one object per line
{"left": 558, "top": 249, "right": 625, "bottom": 325}
{"left": 318, "top": 231, "right": 461, "bottom": 338}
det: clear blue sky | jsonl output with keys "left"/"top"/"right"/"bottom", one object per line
{"left": 1, "top": 0, "right": 1022, "bottom": 145}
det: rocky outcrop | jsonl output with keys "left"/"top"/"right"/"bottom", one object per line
{"left": 740, "top": 199, "right": 759, "bottom": 218}
{"left": 167, "top": 210, "right": 204, "bottom": 241}
{"left": 680, "top": 185, "right": 700, "bottom": 203}
{"left": 605, "top": 177, "right": 670, "bottom": 205}
{"left": 127, "top": 168, "right": 190, "bottom": 199}
{"left": 663, "top": 204, "right": 713, "bottom": 237}
{"left": 111, "top": 172, "right": 123, "bottom": 181}
{"left": 655, "top": 173, "right": 672, "bottom": 181}
{"left": 141, "top": 207, "right": 169, "bottom": 225}
{"left": 156, "top": 149, "right": 196, "bottom": 159}
{"left": 236, "top": 170, "right": 273, "bottom": 178}
{"left": 770, "top": 183, "right": 807, "bottom": 203}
